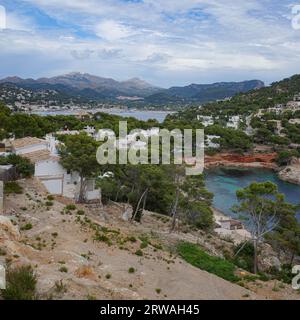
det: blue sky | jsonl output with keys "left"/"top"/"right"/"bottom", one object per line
{"left": 0, "top": 0, "right": 299, "bottom": 87}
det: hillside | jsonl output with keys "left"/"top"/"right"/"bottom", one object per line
{"left": 145, "top": 80, "right": 264, "bottom": 104}
{"left": 1, "top": 179, "right": 299, "bottom": 300}
{"left": 0, "top": 73, "right": 264, "bottom": 107}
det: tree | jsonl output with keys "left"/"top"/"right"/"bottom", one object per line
{"left": 0, "top": 154, "right": 34, "bottom": 178}
{"left": 267, "top": 200, "right": 300, "bottom": 265}
{"left": 234, "top": 182, "right": 281, "bottom": 274}
{"left": 59, "top": 133, "right": 100, "bottom": 203}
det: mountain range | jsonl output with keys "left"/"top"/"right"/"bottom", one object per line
{"left": 0, "top": 72, "right": 264, "bottom": 105}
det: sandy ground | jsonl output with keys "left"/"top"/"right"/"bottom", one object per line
{"left": 1, "top": 178, "right": 299, "bottom": 300}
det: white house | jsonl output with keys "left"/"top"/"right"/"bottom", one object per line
{"left": 227, "top": 116, "right": 240, "bottom": 130}
{"left": 197, "top": 115, "right": 214, "bottom": 127}
{"left": 11, "top": 137, "right": 100, "bottom": 202}
{"left": 219, "top": 219, "right": 244, "bottom": 230}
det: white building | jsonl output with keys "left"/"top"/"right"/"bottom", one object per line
{"left": 11, "top": 137, "right": 100, "bottom": 201}
{"left": 227, "top": 116, "right": 240, "bottom": 130}
{"left": 197, "top": 115, "right": 214, "bottom": 127}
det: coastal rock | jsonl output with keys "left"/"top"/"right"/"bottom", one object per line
{"left": 205, "top": 153, "right": 277, "bottom": 169}
{"left": 278, "top": 160, "right": 300, "bottom": 185}
{"left": 258, "top": 243, "right": 282, "bottom": 272}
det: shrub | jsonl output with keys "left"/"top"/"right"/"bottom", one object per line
{"left": 1, "top": 265, "right": 37, "bottom": 300}
{"left": 233, "top": 241, "right": 255, "bottom": 273}
{"left": 105, "top": 273, "right": 111, "bottom": 279}
{"left": 59, "top": 266, "right": 68, "bottom": 273}
{"left": 140, "top": 241, "right": 148, "bottom": 249}
{"left": 1, "top": 154, "right": 34, "bottom": 178}
{"left": 127, "top": 236, "right": 137, "bottom": 243}
{"left": 128, "top": 267, "right": 135, "bottom": 274}
{"left": 65, "top": 204, "right": 76, "bottom": 211}
{"left": 94, "top": 233, "right": 112, "bottom": 246}
{"left": 77, "top": 210, "right": 85, "bottom": 216}
{"left": 4, "top": 182, "right": 23, "bottom": 194}
{"left": 21, "top": 223, "right": 33, "bottom": 231}
{"left": 45, "top": 201, "right": 54, "bottom": 207}
{"left": 177, "top": 242, "right": 239, "bottom": 283}
{"left": 47, "top": 195, "right": 54, "bottom": 201}
{"left": 135, "top": 250, "right": 143, "bottom": 257}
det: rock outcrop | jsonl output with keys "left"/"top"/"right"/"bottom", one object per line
{"left": 205, "top": 152, "right": 277, "bottom": 169}
{"left": 278, "top": 158, "right": 300, "bottom": 185}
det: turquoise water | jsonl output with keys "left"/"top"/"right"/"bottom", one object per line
{"left": 205, "top": 167, "right": 300, "bottom": 219}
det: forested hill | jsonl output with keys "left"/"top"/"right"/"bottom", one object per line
{"left": 145, "top": 80, "right": 264, "bottom": 104}
{"left": 171, "top": 74, "right": 300, "bottom": 119}
{"left": 0, "top": 73, "right": 264, "bottom": 107}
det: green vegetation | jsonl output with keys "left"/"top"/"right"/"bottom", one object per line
{"left": 1, "top": 265, "right": 37, "bottom": 300}
{"left": 0, "top": 154, "right": 34, "bottom": 178}
{"left": 135, "top": 249, "right": 143, "bottom": 256}
{"left": 59, "top": 266, "right": 68, "bottom": 273}
{"left": 59, "top": 134, "right": 100, "bottom": 203}
{"left": 128, "top": 267, "right": 135, "bottom": 273}
{"left": 20, "top": 223, "right": 33, "bottom": 231}
{"left": 177, "top": 242, "right": 239, "bottom": 282}
{"left": 4, "top": 181, "right": 23, "bottom": 194}
{"left": 235, "top": 182, "right": 300, "bottom": 274}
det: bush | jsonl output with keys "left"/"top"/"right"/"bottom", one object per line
{"left": 20, "top": 223, "right": 33, "bottom": 231}
{"left": 128, "top": 267, "right": 135, "bottom": 273}
{"left": 59, "top": 266, "right": 68, "bottom": 273}
{"left": 135, "top": 250, "right": 143, "bottom": 256}
{"left": 233, "top": 241, "right": 255, "bottom": 272}
{"left": 65, "top": 204, "right": 76, "bottom": 211}
{"left": 177, "top": 242, "right": 239, "bottom": 282}
{"left": 1, "top": 265, "right": 37, "bottom": 300}
{"left": 0, "top": 154, "right": 34, "bottom": 178}
{"left": 4, "top": 182, "right": 23, "bottom": 194}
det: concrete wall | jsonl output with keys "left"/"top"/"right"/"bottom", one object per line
{"left": 35, "top": 159, "right": 65, "bottom": 177}
{"left": 40, "top": 178, "right": 63, "bottom": 195}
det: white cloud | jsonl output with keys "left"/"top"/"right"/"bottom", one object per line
{"left": 94, "top": 20, "right": 134, "bottom": 41}
{"left": 0, "top": 0, "right": 299, "bottom": 86}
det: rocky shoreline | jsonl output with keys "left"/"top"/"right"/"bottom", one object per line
{"left": 278, "top": 159, "right": 300, "bottom": 185}
{"left": 204, "top": 152, "right": 300, "bottom": 185}
{"left": 205, "top": 152, "right": 278, "bottom": 170}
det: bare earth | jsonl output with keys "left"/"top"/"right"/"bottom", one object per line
{"left": 1, "top": 179, "right": 299, "bottom": 300}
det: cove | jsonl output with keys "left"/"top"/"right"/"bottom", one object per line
{"left": 204, "top": 167, "right": 300, "bottom": 220}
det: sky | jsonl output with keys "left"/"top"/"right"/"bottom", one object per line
{"left": 0, "top": 0, "right": 300, "bottom": 88}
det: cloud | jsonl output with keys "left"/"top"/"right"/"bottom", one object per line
{"left": 94, "top": 20, "right": 134, "bottom": 41}
{"left": 70, "top": 49, "right": 94, "bottom": 60}
{"left": 0, "top": 0, "right": 299, "bottom": 86}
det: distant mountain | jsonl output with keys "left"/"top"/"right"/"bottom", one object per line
{"left": 0, "top": 72, "right": 162, "bottom": 98}
{"left": 0, "top": 73, "right": 264, "bottom": 105}
{"left": 145, "top": 80, "right": 264, "bottom": 104}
